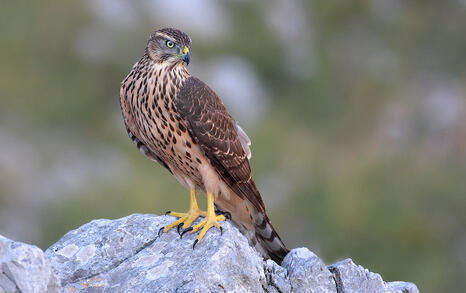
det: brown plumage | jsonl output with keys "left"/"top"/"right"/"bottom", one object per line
{"left": 119, "top": 27, "right": 288, "bottom": 264}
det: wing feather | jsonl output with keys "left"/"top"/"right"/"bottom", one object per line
{"left": 236, "top": 123, "right": 252, "bottom": 160}
{"left": 175, "top": 77, "right": 265, "bottom": 213}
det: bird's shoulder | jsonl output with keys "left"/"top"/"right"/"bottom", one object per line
{"left": 175, "top": 76, "right": 251, "bottom": 179}
{"left": 176, "top": 76, "right": 227, "bottom": 114}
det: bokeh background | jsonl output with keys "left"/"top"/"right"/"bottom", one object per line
{"left": 1, "top": 1, "right": 466, "bottom": 292}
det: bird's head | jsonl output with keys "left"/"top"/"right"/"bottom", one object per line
{"left": 146, "top": 28, "right": 192, "bottom": 66}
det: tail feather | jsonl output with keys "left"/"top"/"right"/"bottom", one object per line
{"left": 253, "top": 212, "right": 289, "bottom": 264}
{"left": 215, "top": 181, "right": 289, "bottom": 264}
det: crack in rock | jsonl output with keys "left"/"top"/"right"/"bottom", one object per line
{"left": 1, "top": 214, "right": 419, "bottom": 293}
{"left": 328, "top": 265, "right": 345, "bottom": 293}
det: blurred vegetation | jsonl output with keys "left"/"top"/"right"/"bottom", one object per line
{"left": 1, "top": 1, "right": 466, "bottom": 293}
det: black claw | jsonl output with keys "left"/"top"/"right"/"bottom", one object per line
{"left": 165, "top": 211, "right": 171, "bottom": 215}
{"left": 192, "top": 239, "right": 198, "bottom": 249}
{"left": 158, "top": 227, "right": 164, "bottom": 237}
{"left": 220, "top": 226, "right": 223, "bottom": 236}
{"left": 177, "top": 223, "right": 184, "bottom": 235}
{"left": 180, "top": 227, "right": 193, "bottom": 239}
{"left": 215, "top": 209, "right": 231, "bottom": 220}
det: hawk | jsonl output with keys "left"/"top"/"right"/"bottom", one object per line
{"left": 120, "top": 28, "right": 288, "bottom": 263}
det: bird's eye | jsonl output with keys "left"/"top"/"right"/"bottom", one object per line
{"left": 166, "top": 40, "right": 175, "bottom": 48}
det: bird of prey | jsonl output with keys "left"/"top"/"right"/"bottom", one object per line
{"left": 119, "top": 28, "right": 288, "bottom": 263}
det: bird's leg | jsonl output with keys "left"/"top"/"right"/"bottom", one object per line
{"left": 188, "top": 192, "right": 225, "bottom": 247}
{"left": 163, "top": 188, "right": 207, "bottom": 233}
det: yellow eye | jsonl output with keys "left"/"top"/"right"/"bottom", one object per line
{"left": 166, "top": 40, "right": 175, "bottom": 48}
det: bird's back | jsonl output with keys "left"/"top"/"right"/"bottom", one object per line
{"left": 175, "top": 77, "right": 289, "bottom": 263}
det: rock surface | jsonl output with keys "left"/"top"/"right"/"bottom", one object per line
{"left": 0, "top": 235, "right": 61, "bottom": 293}
{"left": 0, "top": 214, "right": 419, "bottom": 293}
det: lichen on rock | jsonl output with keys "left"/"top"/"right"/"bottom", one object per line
{"left": 0, "top": 214, "right": 419, "bottom": 293}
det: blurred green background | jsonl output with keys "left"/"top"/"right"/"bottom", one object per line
{"left": 1, "top": 1, "right": 465, "bottom": 292}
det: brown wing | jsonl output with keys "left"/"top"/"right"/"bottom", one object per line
{"left": 175, "top": 77, "right": 266, "bottom": 214}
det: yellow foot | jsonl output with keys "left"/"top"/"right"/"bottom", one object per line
{"left": 163, "top": 209, "right": 207, "bottom": 234}
{"left": 159, "top": 188, "right": 206, "bottom": 235}
{"left": 186, "top": 213, "right": 225, "bottom": 248}
{"left": 158, "top": 190, "right": 226, "bottom": 249}
{"left": 180, "top": 191, "right": 225, "bottom": 248}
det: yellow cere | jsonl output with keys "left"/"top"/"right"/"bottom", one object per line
{"left": 183, "top": 46, "right": 189, "bottom": 55}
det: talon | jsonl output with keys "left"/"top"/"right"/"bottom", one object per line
{"left": 162, "top": 188, "right": 206, "bottom": 234}
{"left": 189, "top": 192, "right": 225, "bottom": 244}
{"left": 177, "top": 223, "right": 184, "bottom": 235}
{"left": 158, "top": 227, "right": 164, "bottom": 237}
{"left": 180, "top": 227, "right": 193, "bottom": 239}
{"left": 165, "top": 210, "right": 171, "bottom": 215}
{"left": 215, "top": 209, "right": 231, "bottom": 220}
{"left": 163, "top": 190, "right": 224, "bottom": 245}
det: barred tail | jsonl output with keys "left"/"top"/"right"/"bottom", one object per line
{"left": 253, "top": 212, "right": 289, "bottom": 264}
{"left": 216, "top": 180, "right": 289, "bottom": 264}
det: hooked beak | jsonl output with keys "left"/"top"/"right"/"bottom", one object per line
{"left": 181, "top": 46, "right": 190, "bottom": 65}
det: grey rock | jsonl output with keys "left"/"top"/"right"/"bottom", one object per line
{"left": 387, "top": 281, "right": 420, "bottom": 293}
{"left": 45, "top": 214, "right": 267, "bottom": 292}
{"left": 328, "top": 259, "right": 419, "bottom": 293}
{"left": 0, "top": 235, "right": 61, "bottom": 293}
{"left": 264, "top": 259, "right": 291, "bottom": 293}
{"left": 282, "top": 248, "right": 337, "bottom": 293}
{"left": 45, "top": 214, "right": 161, "bottom": 285}
{"left": 1, "top": 213, "right": 419, "bottom": 293}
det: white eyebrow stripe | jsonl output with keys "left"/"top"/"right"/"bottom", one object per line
{"left": 155, "top": 32, "right": 176, "bottom": 42}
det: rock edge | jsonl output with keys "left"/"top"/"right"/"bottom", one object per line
{"left": 0, "top": 214, "right": 419, "bottom": 293}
